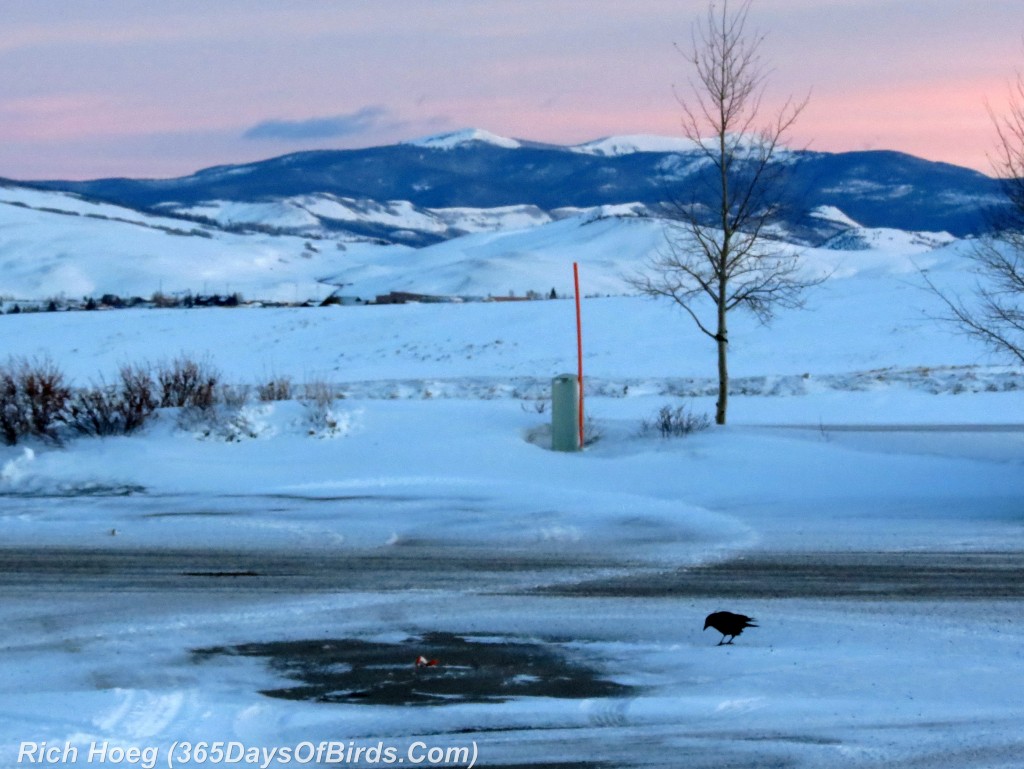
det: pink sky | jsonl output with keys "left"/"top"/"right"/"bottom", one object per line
{"left": 0, "top": 1, "right": 1020, "bottom": 179}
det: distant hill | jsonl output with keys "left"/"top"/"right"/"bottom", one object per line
{"left": 0, "top": 175, "right": 969, "bottom": 306}
{"left": 28, "top": 130, "right": 1004, "bottom": 241}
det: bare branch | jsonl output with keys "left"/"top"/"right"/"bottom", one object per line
{"left": 919, "top": 263, "right": 1024, "bottom": 365}
{"left": 924, "top": 61, "right": 1024, "bottom": 366}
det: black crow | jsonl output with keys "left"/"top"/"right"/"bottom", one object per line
{"left": 703, "top": 611, "right": 757, "bottom": 645}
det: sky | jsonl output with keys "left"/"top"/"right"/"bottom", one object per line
{"left": 0, "top": 0, "right": 1021, "bottom": 181}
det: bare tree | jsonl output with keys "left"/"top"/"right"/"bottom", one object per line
{"left": 923, "top": 70, "right": 1024, "bottom": 364}
{"left": 630, "top": 0, "right": 816, "bottom": 425}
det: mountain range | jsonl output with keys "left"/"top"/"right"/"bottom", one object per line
{"left": 23, "top": 128, "right": 1005, "bottom": 246}
{"left": 0, "top": 129, "right": 1008, "bottom": 304}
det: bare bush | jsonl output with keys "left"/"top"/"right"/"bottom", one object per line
{"left": 641, "top": 403, "right": 712, "bottom": 438}
{"left": 67, "top": 384, "right": 125, "bottom": 437}
{"left": 301, "top": 380, "right": 339, "bottom": 433}
{"left": 19, "top": 358, "right": 70, "bottom": 440}
{"left": 157, "top": 356, "right": 219, "bottom": 409}
{"left": 67, "top": 365, "right": 157, "bottom": 437}
{"left": 0, "top": 357, "right": 71, "bottom": 444}
{"left": 257, "top": 375, "right": 293, "bottom": 402}
{"left": 118, "top": 364, "right": 158, "bottom": 432}
{"left": 0, "top": 366, "right": 26, "bottom": 445}
{"left": 302, "top": 380, "right": 336, "bottom": 408}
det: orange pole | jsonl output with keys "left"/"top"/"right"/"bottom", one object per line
{"left": 574, "top": 262, "right": 584, "bottom": 449}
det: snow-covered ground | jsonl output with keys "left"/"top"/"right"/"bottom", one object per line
{"left": 2, "top": 390, "right": 1022, "bottom": 768}
{"left": 2, "top": 204, "right": 1023, "bottom": 768}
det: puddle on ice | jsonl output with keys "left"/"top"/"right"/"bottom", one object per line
{"left": 193, "top": 631, "right": 633, "bottom": 706}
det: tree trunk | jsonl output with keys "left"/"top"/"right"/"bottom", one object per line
{"left": 715, "top": 289, "right": 728, "bottom": 425}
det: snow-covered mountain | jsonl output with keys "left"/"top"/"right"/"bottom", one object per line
{"left": 31, "top": 130, "right": 1002, "bottom": 239}
{"left": 403, "top": 128, "right": 524, "bottom": 151}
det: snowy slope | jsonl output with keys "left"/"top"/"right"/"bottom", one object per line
{"left": 168, "top": 194, "right": 554, "bottom": 243}
{"left": 0, "top": 184, "right": 410, "bottom": 302}
{"left": 321, "top": 208, "right": 668, "bottom": 299}
{"left": 1, "top": 178, "right": 961, "bottom": 306}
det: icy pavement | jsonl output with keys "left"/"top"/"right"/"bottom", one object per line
{"left": 2, "top": 555, "right": 1024, "bottom": 769}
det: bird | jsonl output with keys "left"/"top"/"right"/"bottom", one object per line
{"left": 704, "top": 611, "right": 757, "bottom": 645}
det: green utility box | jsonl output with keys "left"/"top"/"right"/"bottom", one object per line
{"left": 551, "top": 374, "right": 580, "bottom": 452}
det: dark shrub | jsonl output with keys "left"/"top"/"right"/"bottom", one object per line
{"left": 66, "top": 365, "right": 158, "bottom": 438}
{"left": 0, "top": 357, "right": 71, "bottom": 444}
{"left": 157, "top": 356, "right": 219, "bottom": 410}
{"left": 118, "top": 364, "right": 158, "bottom": 432}
{"left": 257, "top": 375, "right": 293, "bottom": 402}
{"left": 641, "top": 403, "right": 712, "bottom": 438}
